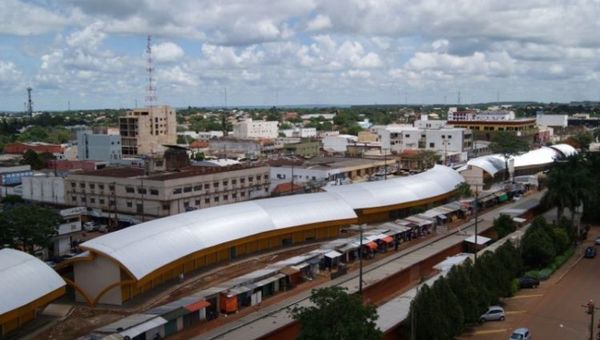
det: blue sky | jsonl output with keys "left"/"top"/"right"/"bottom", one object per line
{"left": 1, "top": 0, "right": 600, "bottom": 111}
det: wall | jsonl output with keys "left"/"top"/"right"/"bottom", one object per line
{"left": 22, "top": 175, "right": 65, "bottom": 204}
{"left": 74, "top": 255, "right": 122, "bottom": 305}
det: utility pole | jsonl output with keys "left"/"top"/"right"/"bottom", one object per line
{"left": 474, "top": 185, "right": 479, "bottom": 262}
{"left": 359, "top": 224, "right": 364, "bottom": 294}
{"left": 583, "top": 300, "right": 599, "bottom": 340}
{"left": 383, "top": 148, "right": 387, "bottom": 180}
{"left": 140, "top": 177, "right": 146, "bottom": 222}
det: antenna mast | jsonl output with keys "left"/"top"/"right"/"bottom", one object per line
{"left": 145, "top": 35, "right": 157, "bottom": 107}
{"left": 26, "top": 87, "right": 33, "bottom": 117}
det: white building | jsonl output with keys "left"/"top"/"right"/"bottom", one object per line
{"left": 54, "top": 207, "right": 85, "bottom": 256}
{"left": 232, "top": 119, "right": 279, "bottom": 139}
{"left": 322, "top": 134, "right": 359, "bottom": 153}
{"left": 178, "top": 130, "right": 224, "bottom": 140}
{"left": 536, "top": 114, "right": 568, "bottom": 128}
{"left": 413, "top": 114, "right": 447, "bottom": 129}
{"left": 448, "top": 110, "right": 516, "bottom": 121}
{"left": 280, "top": 127, "right": 317, "bottom": 138}
{"left": 21, "top": 174, "right": 65, "bottom": 204}
{"left": 77, "top": 130, "right": 122, "bottom": 162}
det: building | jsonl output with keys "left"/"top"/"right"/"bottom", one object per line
{"left": 269, "top": 157, "right": 397, "bottom": 190}
{"left": 22, "top": 174, "right": 65, "bottom": 204}
{"left": 54, "top": 207, "right": 85, "bottom": 256}
{"left": 280, "top": 127, "right": 317, "bottom": 139}
{"left": 119, "top": 105, "right": 177, "bottom": 156}
{"left": 64, "top": 163, "right": 271, "bottom": 220}
{"left": 322, "top": 135, "right": 359, "bottom": 153}
{"left": 447, "top": 110, "right": 537, "bottom": 141}
{"left": 0, "top": 249, "right": 66, "bottom": 337}
{"left": 376, "top": 124, "right": 472, "bottom": 163}
{"left": 536, "top": 114, "right": 568, "bottom": 128}
{"left": 0, "top": 165, "right": 32, "bottom": 186}
{"left": 3, "top": 142, "right": 63, "bottom": 155}
{"left": 178, "top": 130, "right": 224, "bottom": 141}
{"left": 77, "top": 130, "right": 122, "bottom": 162}
{"left": 232, "top": 119, "right": 279, "bottom": 139}
{"left": 65, "top": 165, "right": 462, "bottom": 306}
{"left": 282, "top": 140, "right": 320, "bottom": 158}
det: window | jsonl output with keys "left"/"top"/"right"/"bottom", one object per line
{"left": 264, "top": 174, "right": 269, "bottom": 180}
{"left": 127, "top": 201, "right": 132, "bottom": 208}
{"left": 405, "top": 134, "right": 410, "bottom": 138}
{"left": 90, "top": 198, "right": 96, "bottom": 204}
{"left": 193, "top": 185, "right": 202, "bottom": 191}
{"left": 184, "top": 186, "right": 192, "bottom": 193}
{"left": 138, "top": 188, "right": 147, "bottom": 194}
{"left": 248, "top": 176, "right": 254, "bottom": 182}
{"left": 205, "top": 198, "right": 210, "bottom": 204}
{"left": 256, "top": 176, "right": 261, "bottom": 181}
{"left": 204, "top": 183, "right": 210, "bottom": 189}
{"left": 195, "top": 200, "right": 200, "bottom": 205}
{"left": 109, "top": 199, "right": 115, "bottom": 206}
{"left": 126, "top": 186, "right": 134, "bottom": 193}
{"left": 441, "top": 135, "right": 446, "bottom": 139}
{"left": 448, "top": 135, "right": 452, "bottom": 139}
{"left": 232, "top": 179, "right": 237, "bottom": 185}
{"left": 232, "top": 193, "right": 237, "bottom": 199}
{"left": 183, "top": 201, "right": 190, "bottom": 208}
{"left": 240, "top": 178, "right": 245, "bottom": 184}
{"left": 214, "top": 196, "right": 220, "bottom": 202}
{"left": 213, "top": 182, "right": 219, "bottom": 188}
{"left": 81, "top": 196, "right": 86, "bottom": 202}
{"left": 429, "top": 142, "right": 435, "bottom": 148}
{"left": 71, "top": 196, "right": 76, "bottom": 201}
{"left": 98, "top": 184, "right": 104, "bottom": 190}
{"left": 71, "top": 182, "right": 76, "bottom": 188}
{"left": 173, "top": 188, "right": 182, "bottom": 194}
{"left": 109, "top": 184, "right": 115, "bottom": 191}
{"left": 99, "top": 199, "right": 105, "bottom": 204}
{"left": 136, "top": 203, "right": 143, "bottom": 212}
{"left": 224, "top": 194, "right": 228, "bottom": 200}
{"left": 79, "top": 183, "right": 85, "bottom": 188}
{"left": 90, "top": 183, "right": 95, "bottom": 189}
{"left": 150, "top": 189, "right": 159, "bottom": 195}
{"left": 222, "top": 180, "right": 228, "bottom": 186}
{"left": 162, "top": 204, "right": 170, "bottom": 210}
{"left": 241, "top": 192, "right": 246, "bottom": 197}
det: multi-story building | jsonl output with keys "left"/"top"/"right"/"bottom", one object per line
{"left": 77, "top": 130, "right": 122, "bottom": 162}
{"left": 376, "top": 124, "right": 472, "bottom": 163}
{"left": 447, "top": 109, "right": 537, "bottom": 141}
{"left": 119, "top": 105, "right": 177, "bottom": 156}
{"left": 280, "top": 127, "right": 317, "bottom": 138}
{"left": 64, "top": 164, "right": 270, "bottom": 220}
{"left": 232, "top": 119, "right": 279, "bottom": 139}
{"left": 22, "top": 174, "right": 65, "bottom": 204}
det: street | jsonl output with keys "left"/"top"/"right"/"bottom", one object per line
{"left": 459, "top": 226, "right": 600, "bottom": 340}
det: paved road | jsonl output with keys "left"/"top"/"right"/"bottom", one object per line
{"left": 460, "top": 227, "right": 600, "bottom": 340}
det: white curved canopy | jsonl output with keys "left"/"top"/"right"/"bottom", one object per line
{"left": 82, "top": 192, "right": 357, "bottom": 280}
{"left": 0, "top": 249, "right": 65, "bottom": 315}
{"left": 323, "top": 165, "right": 464, "bottom": 209}
{"left": 465, "top": 144, "right": 577, "bottom": 176}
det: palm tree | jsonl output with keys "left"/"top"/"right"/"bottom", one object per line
{"left": 542, "top": 164, "right": 572, "bottom": 221}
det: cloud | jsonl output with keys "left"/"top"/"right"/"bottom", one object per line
{"left": 0, "top": 60, "right": 23, "bottom": 91}
{"left": 307, "top": 14, "right": 332, "bottom": 31}
{"left": 152, "top": 42, "right": 185, "bottom": 62}
{"left": 0, "top": 0, "right": 68, "bottom": 35}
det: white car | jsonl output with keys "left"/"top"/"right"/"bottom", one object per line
{"left": 480, "top": 306, "right": 505, "bottom": 322}
{"left": 595, "top": 236, "right": 600, "bottom": 245}
{"left": 509, "top": 327, "right": 531, "bottom": 340}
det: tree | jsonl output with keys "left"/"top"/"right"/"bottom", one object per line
{"left": 415, "top": 150, "right": 441, "bottom": 171}
{"left": 21, "top": 149, "right": 45, "bottom": 170}
{"left": 521, "top": 217, "right": 556, "bottom": 268}
{"left": 454, "top": 182, "right": 472, "bottom": 199}
{"left": 0, "top": 205, "right": 60, "bottom": 254}
{"left": 493, "top": 214, "right": 517, "bottom": 239}
{"left": 432, "top": 277, "right": 464, "bottom": 337}
{"left": 290, "top": 286, "right": 382, "bottom": 340}
{"left": 447, "top": 263, "right": 481, "bottom": 324}
{"left": 489, "top": 131, "right": 529, "bottom": 180}
{"left": 571, "top": 131, "right": 593, "bottom": 151}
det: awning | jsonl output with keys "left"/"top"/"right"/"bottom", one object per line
{"left": 280, "top": 266, "right": 300, "bottom": 276}
{"left": 228, "top": 286, "right": 253, "bottom": 296}
{"left": 513, "top": 217, "right": 526, "bottom": 223}
{"left": 291, "top": 262, "right": 309, "bottom": 270}
{"left": 365, "top": 241, "right": 378, "bottom": 250}
{"left": 255, "top": 274, "right": 286, "bottom": 288}
{"left": 119, "top": 317, "right": 168, "bottom": 338}
{"left": 185, "top": 300, "right": 210, "bottom": 312}
{"left": 324, "top": 250, "right": 342, "bottom": 259}
{"left": 464, "top": 235, "right": 491, "bottom": 245}
{"left": 479, "top": 195, "right": 496, "bottom": 203}
{"left": 338, "top": 243, "right": 358, "bottom": 253}
{"left": 382, "top": 236, "right": 394, "bottom": 244}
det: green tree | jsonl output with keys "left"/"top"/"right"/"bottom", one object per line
{"left": 290, "top": 286, "right": 382, "bottom": 340}
{"left": 454, "top": 182, "right": 473, "bottom": 199}
{"left": 0, "top": 205, "right": 60, "bottom": 254}
{"left": 21, "top": 149, "right": 45, "bottom": 170}
{"left": 489, "top": 131, "right": 529, "bottom": 180}
{"left": 571, "top": 131, "right": 593, "bottom": 151}
{"left": 493, "top": 214, "right": 517, "bottom": 239}
{"left": 432, "top": 277, "right": 464, "bottom": 337}
{"left": 414, "top": 150, "right": 441, "bottom": 171}
{"left": 447, "top": 263, "right": 481, "bottom": 324}
{"left": 521, "top": 217, "right": 556, "bottom": 268}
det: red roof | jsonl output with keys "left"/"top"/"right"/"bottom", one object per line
{"left": 185, "top": 299, "right": 211, "bottom": 312}
{"left": 189, "top": 140, "right": 209, "bottom": 149}
{"left": 272, "top": 182, "right": 303, "bottom": 194}
{"left": 4, "top": 143, "right": 64, "bottom": 154}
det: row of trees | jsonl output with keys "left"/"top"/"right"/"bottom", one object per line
{"left": 408, "top": 241, "right": 523, "bottom": 340}
{"left": 521, "top": 217, "right": 573, "bottom": 269}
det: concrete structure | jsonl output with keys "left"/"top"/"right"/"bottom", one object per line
{"left": 280, "top": 127, "right": 317, "bottom": 138}
{"left": 22, "top": 174, "right": 65, "bottom": 204}
{"left": 282, "top": 140, "right": 320, "bottom": 158}
{"left": 323, "top": 134, "right": 359, "bottom": 153}
{"left": 232, "top": 119, "right": 279, "bottom": 139}
{"left": 178, "top": 130, "right": 224, "bottom": 141}
{"left": 66, "top": 165, "right": 462, "bottom": 306}
{"left": 54, "top": 207, "right": 85, "bottom": 256}
{"left": 64, "top": 164, "right": 270, "bottom": 220}
{"left": 448, "top": 109, "right": 515, "bottom": 121}
{"left": 119, "top": 105, "right": 177, "bottom": 156}
{"left": 0, "top": 165, "right": 32, "bottom": 186}
{"left": 448, "top": 110, "right": 537, "bottom": 141}
{"left": 0, "top": 249, "right": 66, "bottom": 337}
{"left": 536, "top": 113, "right": 568, "bottom": 128}
{"left": 376, "top": 124, "right": 472, "bottom": 163}
{"left": 77, "top": 130, "right": 122, "bottom": 162}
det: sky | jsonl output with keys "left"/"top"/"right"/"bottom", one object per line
{"left": 2, "top": 0, "right": 600, "bottom": 111}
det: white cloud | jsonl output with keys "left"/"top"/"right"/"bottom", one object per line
{"left": 152, "top": 42, "right": 185, "bottom": 63}
{"left": 307, "top": 14, "right": 332, "bottom": 31}
{"left": 0, "top": 60, "right": 23, "bottom": 91}
{"left": 0, "top": 0, "right": 68, "bottom": 35}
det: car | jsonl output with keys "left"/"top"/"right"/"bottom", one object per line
{"left": 509, "top": 327, "right": 531, "bottom": 340}
{"left": 518, "top": 276, "right": 540, "bottom": 288}
{"left": 585, "top": 246, "right": 597, "bottom": 258}
{"left": 595, "top": 236, "right": 600, "bottom": 245}
{"left": 479, "top": 306, "right": 505, "bottom": 323}
{"left": 83, "top": 221, "right": 96, "bottom": 232}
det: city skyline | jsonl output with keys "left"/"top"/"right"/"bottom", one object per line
{"left": 2, "top": 1, "right": 600, "bottom": 111}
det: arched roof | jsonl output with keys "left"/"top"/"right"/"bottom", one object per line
{"left": 323, "top": 165, "right": 464, "bottom": 209}
{"left": 81, "top": 166, "right": 464, "bottom": 281}
{"left": 464, "top": 144, "right": 577, "bottom": 176}
{"left": 0, "top": 249, "right": 65, "bottom": 315}
{"left": 81, "top": 192, "right": 358, "bottom": 280}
